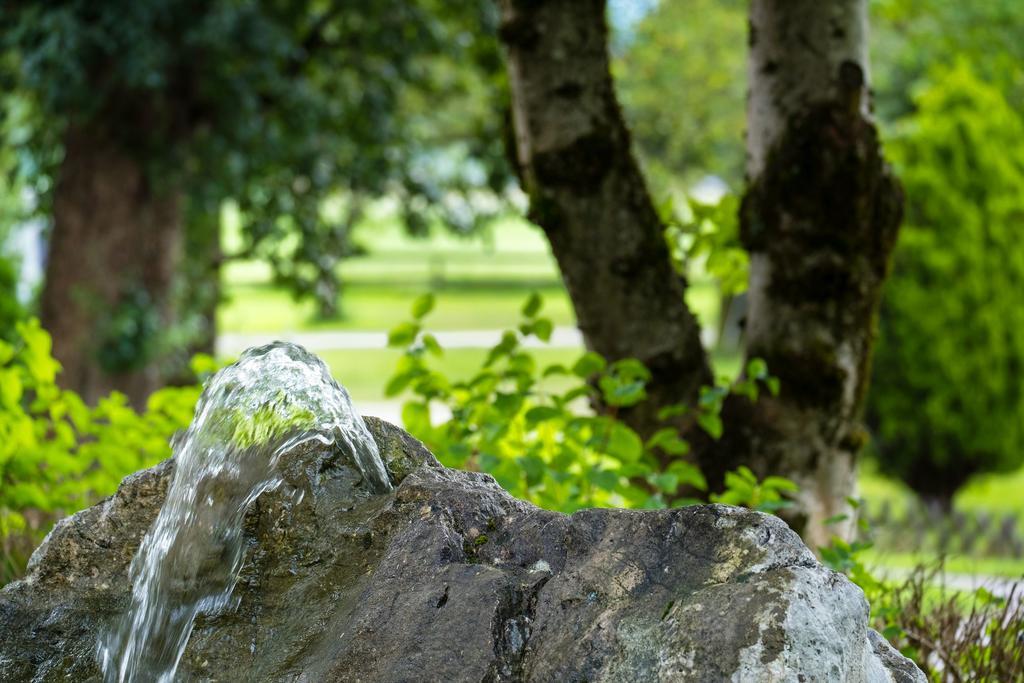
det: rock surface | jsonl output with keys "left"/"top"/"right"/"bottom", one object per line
{"left": 0, "top": 418, "right": 923, "bottom": 682}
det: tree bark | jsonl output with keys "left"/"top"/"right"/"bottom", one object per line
{"left": 41, "top": 126, "right": 184, "bottom": 408}
{"left": 499, "top": 0, "right": 902, "bottom": 547}
{"left": 704, "top": 0, "right": 903, "bottom": 546}
{"left": 498, "top": 0, "right": 712, "bottom": 441}
{"left": 183, "top": 200, "right": 222, "bottom": 360}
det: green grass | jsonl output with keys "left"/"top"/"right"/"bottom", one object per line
{"left": 862, "top": 549, "right": 1024, "bottom": 580}
{"left": 955, "top": 467, "right": 1024, "bottom": 526}
{"left": 219, "top": 203, "right": 725, "bottom": 334}
{"left": 220, "top": 278, "right": 722, "bottom": 335}
{"left": 859, "top": 459, "right": 1024, "bottom": 527}
{"left": 858, "top": 461, "right": 1024, "bottom": 578}
{"left": 220, "top": 282, "right": 577, "bottom": 332}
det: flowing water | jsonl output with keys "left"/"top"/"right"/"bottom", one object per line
{"left": 97, "top": 342, "right": 391, "bottom": 682}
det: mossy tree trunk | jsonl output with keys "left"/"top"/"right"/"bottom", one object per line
{"left": 499, "top": 0, "right": 902, "bottom": 545}
{"left": 40, "top": 126, "right": 184, "bottom": 409}
{"left": 183, "top": 199, "right": 222, "bottom": 359}
{"left": 498, "top": 0, "right": 712, "bottom": 442}
{"left": 712, "top": 0, "right": 903, "bottom": 546}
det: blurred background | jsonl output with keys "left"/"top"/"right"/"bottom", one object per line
{"left": 1, "top": 1, "right": 1022, "bottom": 663}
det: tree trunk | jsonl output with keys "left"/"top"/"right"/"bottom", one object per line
{"left": 159, "top": 198, "right": 221, "bottom": 388}
{"left": 183, "top": 200, "right": 222, "bottom": 360}
{"left": 705, "top": 0, "right": 903, "bottom": 546}
{"left": 41, "top": 126, "right": 184, "bottom": 409}
{"left": 498, "top": 0, "right": 712, "bottom": 441}
{"left": 499, "top": 0, "right": 902, "bottom": 547}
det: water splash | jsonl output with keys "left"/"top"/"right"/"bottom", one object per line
{"left": 97, "top": 342, "right": 390, "bottom": 682}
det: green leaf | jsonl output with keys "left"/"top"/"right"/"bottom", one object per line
{"left": 599, "top": 376, "right": 647, "bottom": 407}
{"left": 667, "top": 460, "right": 707, "bottom": 491}
{"left": 532, "top": 318, "right": 553, "bottom": 342}
{"left": 0, "top": 369, "right": 22, "bottom": 408}
{"left": 651, "top": 472, "right": 679, "bottom": 494}
{"left": 756, "top": 500, "right": 794, "bottom": 513}
{"left": 746, "top": 357, "right": 768, "bottom": 379}
{"left": 561, "top": 386, "right": 592, "bottom": 403}
{"left": 645, "top": 428, "right": 690, "bottom": 456}
{"left": 384, "top": 371, "right": 414, "bottom": 397}
{"left": 604, "top": 423, "right": 643, "bottom": 462}
{"left": 493, "top": 392, "right": 524, "bottom": 417}
{"left": 590, "top": 468, "right": 620, "bottom": 491}
{"left": 572, "top": 351, "right": 606, "bottom": 378}
{"left": 521, "top": 292, "right": 543, "bottom": 318}
{"left": 697, "top": 412, "right": 723, "bottom": 440}
{"left": 656, "top": 403, "right": 688, "bottom": 421}
{"left": 519, "top": 453, "right": 547, "bottom": 484}
{"left": 388, "top": 322, "right": 420, "bottom": 347}
{"left": 699, "top": 384, "right": 728, "bottom": 408}
{"left": 761, "top": 476, "right": 799, "bottom": 492}
{"left": 524, "top": 406, "right": 561, "bottom": 427}
{"left": 735, "top": 466, "right": 758, "bottom": 485}
{"left": 410, "top": 293, "right": 436, "bottom": 320}
{"left": 542, "top": 364, "right": 569, "bottom": 377}
{"left": 609, "top": 358, "right": 651, "bottom": 381}
{"left": 484, "top": 331, "right": 518, "bottom": 367}
{"left": 401, "top": 401, "right": 432, "bottom": 437}
{"left": 0, "top": 340, "right": 14, "bottom": 365}
{"left": 189, "top": 353, "right": 221, "bottom": 378}
{"left": 421, "top": 333, "right": 443, "bottom": 357}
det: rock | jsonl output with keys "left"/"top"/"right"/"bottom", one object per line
{"left": 0, "top": 418, "right": 923, "bottom": 682}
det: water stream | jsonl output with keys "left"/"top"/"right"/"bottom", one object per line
{"left": 97, "top": 342, "right": 390, "bottom": 682}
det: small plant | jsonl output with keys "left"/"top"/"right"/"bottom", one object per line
{"left": 709, "top": 465, "right": 797, "bottom": 514}
{"left": 384, "top": 292, "right": 787, "bottom": 514}
{"left": 820, "top": 505, "right": 1024, "bottom": 681}
{"left": 661, "top": 192, "right": 748, "bottom": 298}
{"left": 1, "top": 319, "right": 200, "bottom": 583}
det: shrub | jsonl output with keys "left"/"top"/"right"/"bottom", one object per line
{"left": 867, "top": 60, "right": 1024, "bottom": 506}
{"left": 384, "top": 292, "right": 784, "bottom": 513}
{"left": 0, "top": 319, "right": 199, "bottom": 583}
{"left": 0, "top": 255, "right": 25, "bottom": 341}
{"left": 822, "top": 514, "right": 1024, "bottom": 682}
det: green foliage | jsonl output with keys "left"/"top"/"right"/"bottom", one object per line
{"left": 0, "top": 319, "right": 198, "bottom": 583}
{"left": 95, "top": 287, "right": 162, "bottom": 373}
{"left": 872, "top": 0, "right": 1024, "bottom": 120}
{"left": 661, "top": 193, "right": 748, "bottom": 298}
{"left": 1, "top": 0, "right": 510, "bottom": 316}
{"left": 615, "top": 0, "right": 747, "bottom": 188}
{"left": 867, "top": 61, "right": 1024, "bottom": 502}
{"left": 709, "top": 466, "right": 796, "bottom": 514}
{"left": 821, "top": 508, "right": 1024, "bottom": 681}
{"left": 0, "top": 255, "right": 25, "bottom": 342}
{"left": 385, "top": 292, "right": 787, "bottom": 513}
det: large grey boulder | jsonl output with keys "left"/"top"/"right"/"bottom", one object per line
{"left": 0, "top": 418, "right": 923, "bottom": 682}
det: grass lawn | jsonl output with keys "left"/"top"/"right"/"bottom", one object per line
{"left": 862, "top": 549, "right": 1024, "bottom": 580}
{"left": 219, "top": 205, "right": 724, "bottom": 334}
{"left": 220, "top": 278, "right": 722, "bottom": 335}
{"left": 858, "top": 461, "right": 1024, "bottom": 577}
{"left": 859, "top": 459, "right": 1024, "bottom": 527}
{"left": 220, "top": 282, "right": 577, "bottom": 332}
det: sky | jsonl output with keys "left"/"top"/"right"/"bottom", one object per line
{"left": 608, "top": 0, "right": 659, "bottom": 48}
